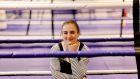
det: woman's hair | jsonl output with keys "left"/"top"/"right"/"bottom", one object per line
{"left": 61, "top": 20, "right": 80, "bottom": 33}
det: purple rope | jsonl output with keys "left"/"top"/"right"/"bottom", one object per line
{"left": 0, "top": 44, "right": 133, "bottom": 49}
{"left": 0, "top": 37, "right": 133, "bottom": 43}
{"left": 0, "top": 49, "right": 136, "bottom": 58}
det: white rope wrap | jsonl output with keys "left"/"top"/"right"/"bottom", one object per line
{"left": 0, "top": 1, "right": 133, "bottom": 10}
{"left": 0, "top": 70, "right": 137, "bottom": 76}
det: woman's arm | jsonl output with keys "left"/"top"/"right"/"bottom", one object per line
{"left": 70, "top": 45, "right": 89, "bottom": 79}
{"left": 50, "top": 58, "right": 74, "bottom": 79}
{"left": 70, "top": 58, "right": 89, "bottom": 79}
{"left": 50, "top": 44, "right": 75, "bottom": 79}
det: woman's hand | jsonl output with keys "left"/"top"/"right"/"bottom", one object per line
{"left": 64, "top": 41, "right": 79, "bottom": 51}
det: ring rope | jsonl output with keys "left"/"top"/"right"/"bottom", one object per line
{"left": 0, "top": 37, "right": 133, "bottom": 43}
{"left": 0, "top": 43, "right": 133, "bottom": 49}
{"left": 0, "top": 70, "right": 137, "bottom": 76}
{"left": 0, "top": 18, "right": 133, "bottom": 22}
{"left": 0, "top": 1, "right": 132, "bottom": 10}
{"left": 0, "top": 49, "right": 136, "bottom": 58}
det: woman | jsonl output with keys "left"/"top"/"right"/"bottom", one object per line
{"left": 50, "top": 20, "right": 89, "bottom": 79}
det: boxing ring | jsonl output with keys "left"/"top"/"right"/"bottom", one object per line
{"left": 0, "top": 38, "right": 138, "bottom": 79}
{"left": 0, "top": 0, "right": 138, "bottom": 79}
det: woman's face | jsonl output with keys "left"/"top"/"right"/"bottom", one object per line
{"left": 62, "top": 23, "right": 80, "bottom": 45}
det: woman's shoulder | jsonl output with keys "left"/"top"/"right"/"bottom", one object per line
{"left": 50, "top": 43, "right": 60, "bottom": 52}
{"left": 52, "top": 43, "right": 59, "bottom": 48}
{"left": 81, "top": 43, "right": 89, "bottom": 51}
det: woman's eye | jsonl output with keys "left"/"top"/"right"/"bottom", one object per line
{"left": 63, "top": 31, "right": 68, "bottom": 34}
{"left": 70, "top": 31, "right": 75, "bottom": 34}
{"left": 63, "top": 31, "right": 75, "bottom": 35}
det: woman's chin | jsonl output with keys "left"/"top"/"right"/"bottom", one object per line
{"left": 67, "top": 42, "right": 72, "bottom": 45}
{"left": 65, "top": 41, "right": 72, "bottom": 45}
{"left": 63, "top": 40, "right": 74, "bottom": 45}
{"left": 69, "top": 42, "right": 77, "bottom": 45}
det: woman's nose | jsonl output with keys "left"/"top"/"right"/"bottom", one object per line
{"left": 67, "top": 33, "right": 71, "bottom": 38}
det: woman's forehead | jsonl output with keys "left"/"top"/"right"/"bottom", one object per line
{"left": 62, "top": 23, "right": 77, "bottom": 31}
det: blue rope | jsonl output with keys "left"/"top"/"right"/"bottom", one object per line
{"left": 0, "top": 49, "right": 136, "bottom": 58}
{"left": 0, "top": 37, "right": 133, "bottom": 43}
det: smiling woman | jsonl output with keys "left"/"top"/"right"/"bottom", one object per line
{"left": 50, "top": 20, "right": 89, "bottom": 79}
{"left": 61, "top": 20, "right": 81, "bottom": 51}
